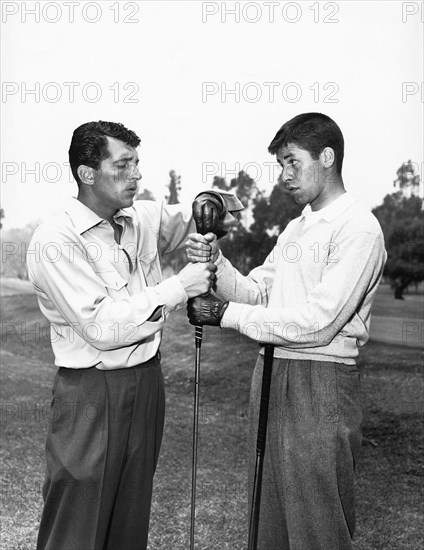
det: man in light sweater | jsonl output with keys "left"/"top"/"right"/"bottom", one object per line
{"left": 186, "top": 113, "right": 387, "bottom": 549}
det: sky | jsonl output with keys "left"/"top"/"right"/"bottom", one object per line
{"left": 1, "top": 0, "right": 423, "bottom": 230}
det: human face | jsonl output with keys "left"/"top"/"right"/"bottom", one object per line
{"left": 92, "top": 136, "right": 141, "bottom": 212}
{"left": 276, "top": 143, "right": 329, "bottom": 211}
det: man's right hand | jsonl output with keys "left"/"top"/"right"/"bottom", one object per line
{"left": 177, "top": 261, "right": 217, "bottom": 299}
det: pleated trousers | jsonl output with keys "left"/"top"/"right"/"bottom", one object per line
{"left": 248, "top": 356, "right": 362, "bottom": 550}
{"left": 37, "top": 354, "right": 165, "bottom": 550}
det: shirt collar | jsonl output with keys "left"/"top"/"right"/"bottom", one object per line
{"left": 65, "top": 197, "right": 134, "bottom": 235}
{"left": 301, "top": 192, "right": 357, "bottom": 223}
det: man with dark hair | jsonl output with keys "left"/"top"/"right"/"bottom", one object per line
{"left": 267, "top": 112, "right": 345, "bottom": 174}
{"left": 68, "top": 120, "right": 142, "bottom": 186}
{"left": 27, "top": 121, "right": 242, "bottom": 550}
{"left": 187, "top": 113, "right": 386, "bottom": 549}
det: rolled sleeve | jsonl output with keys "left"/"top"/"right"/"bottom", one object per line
{"left": 152, "top": 275, "right": 188, "bottom": 313}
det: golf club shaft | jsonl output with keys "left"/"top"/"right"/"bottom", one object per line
{"left": 190, "top": 325, "right": 203, "bottom": 549}
{"left": 247, "top": 343, "right": 274, "bottom": 550}
{"left": 190, "top": 224, "right": 211, "bottom": 549}
{"left": 248, "top": 453, "right": 264, "bottom": 549}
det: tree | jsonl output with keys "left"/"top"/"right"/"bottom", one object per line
{"left": 229, "top": 170, "right": 258, "bottom": 208}
{"left": 162, "top": 170, "right": 186, "bottom": 274}
{"left": 393, "top": 160, "right": 420, "bottom": 198}
{"left": 165, "top": 170, "right": 181, "bottom": 205}
{"left": 383, "top": 215, "right": 423, "bottom": 299}
{"left": 2, "top": 221, "right": 40, "bottom": 280}
{"left": 214, "top": 172, "right": 303, "bottom": 274}
{"left": 211, "top": 176, "right": 228, "bottom": 191}
{"left": 372, "top": 164, "right": 424, "bottom": 299}
{"left": 227, "top": 171, "right": 259, "bottom": 237}
{"left": 250, "top": 175, "right": 302, "bottom": 237}
{"left": 232, "top": 176, "right": 301, "bottom": 271}
{"left": 135, "top": 187, "right": 155, "bottom": 201}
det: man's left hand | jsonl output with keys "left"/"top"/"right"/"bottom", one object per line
{"left": 187, "top": 294, "right": 229, "bottom": 326}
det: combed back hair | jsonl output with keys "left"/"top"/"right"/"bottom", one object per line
{"left": 69, "top": 121, "right": 141, "bottom": 185}
{"left": 268, "top": 113, "right": 344, "bottom": 174}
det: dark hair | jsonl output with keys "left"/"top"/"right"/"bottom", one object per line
{"left": 268, "top": 113, "right": 344, "bottom": 174}
{"left": 69, "top": 121, "right": 141, "bottom": 185}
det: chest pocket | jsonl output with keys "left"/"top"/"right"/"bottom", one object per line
{"left": 139, "top": 250, "right": 161, "bottom": 287}
{"left": 96, "top": 270, "right": 128, "bottom": 297}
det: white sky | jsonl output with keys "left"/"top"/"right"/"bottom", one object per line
{"left": 1, "top": 0, "right": 423, "bottom": 230}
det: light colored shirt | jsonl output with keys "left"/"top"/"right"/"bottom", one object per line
{"left": 216, "top": 193, "right": 387, "bottom": 364}
{"left": 27, "top": 192, "right": 241, "bottom": 370}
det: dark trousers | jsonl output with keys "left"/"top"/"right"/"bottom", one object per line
{"left": 248, "top": 357, "right": 362, "bottom": 550}
{"left": 37, "top": 355, "right": 165, "bottom": 550}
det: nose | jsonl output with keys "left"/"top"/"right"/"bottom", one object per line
{"left": 134, "top": 167, "right": 142, "bottom": 181}
{"left": 282, "top": 165, "right": 293, "bottom": 183}
{"left": 129, "top": 164, "right": 142, "bottom": 181}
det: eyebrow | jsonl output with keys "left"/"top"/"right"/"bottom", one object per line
{"left": 113, "top": 155, "right": 139, "bottom": 163}
{"left": 277, "top": 153, "right": 294, "bottom": 166}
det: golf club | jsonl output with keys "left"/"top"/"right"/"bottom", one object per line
{"left": 248, "top": 343, "right": 275, "bottom": 550}
{"left": 189, "top": 222, "right": 210, "bottom": 550}
{"left": 190, "top": 324, "right": 203, "bottom": 549}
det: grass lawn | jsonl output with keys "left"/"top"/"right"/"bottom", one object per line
{"left": 371, "top": 284, "right": 424, "bottom": 319}
{"left": 1, "top": 287, "right": 423, "bottom": 549}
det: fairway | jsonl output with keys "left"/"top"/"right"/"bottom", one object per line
{"left": 0, "top": 284, "right": 423, "bottom": 549}
{"left": 370, "top": 285, "right": 424, "bottom": 348}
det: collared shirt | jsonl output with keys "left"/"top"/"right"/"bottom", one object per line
{"left": 27, "top": 192, "right": 241, "bottom": 370}
{"left": 217, "top": 192, "right": 387, "bottom": 364}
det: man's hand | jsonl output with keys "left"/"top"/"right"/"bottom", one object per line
{"left": 177, "top": 262, "right": 217, "bottom": 299}
{"left": 186, "top": 232, "right": 219, "bottom": 263}
{"left": 187, "top": 294, "right": 229, "bottom": 326}
{"left": 192, "top": 193, "right": 227, "bottom": 238}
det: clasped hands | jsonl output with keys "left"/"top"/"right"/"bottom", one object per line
{"left": 177, "top": 192, "right": 230, "bottom": 326}
{"left": 184, "top": 232, "right": 228, "bottom": 327}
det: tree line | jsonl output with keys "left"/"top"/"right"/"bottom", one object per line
{"left": 1, "top": 162, "right": 422, "bottom": 299}
{"left": 157, "top": 162, "right": 423, "bottom": 300}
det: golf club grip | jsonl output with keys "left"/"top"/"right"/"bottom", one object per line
{"left": 256, "top": 344, "right": 274, "bottom": 453}
{"left": 195, "top": 325, "right": 203, "bottom": 347}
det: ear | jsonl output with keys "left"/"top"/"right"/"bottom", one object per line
{"left": 77, "top": 165, "right": 96, "bottom": 186}
{"left": 320, "top": 147, "right": 335, "bottom": 169}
